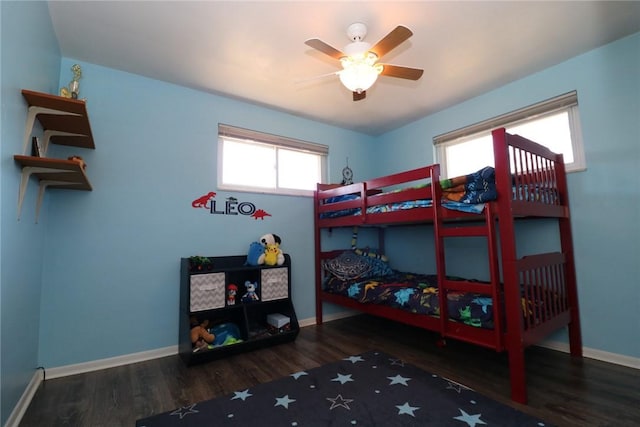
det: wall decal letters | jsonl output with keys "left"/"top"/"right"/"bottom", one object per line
{"left": 191, "top": 192, "right": 271, "bottom": 219}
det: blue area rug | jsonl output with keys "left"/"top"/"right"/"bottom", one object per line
{"left": 136, "top": 350, "right": 552, "bottom": 426}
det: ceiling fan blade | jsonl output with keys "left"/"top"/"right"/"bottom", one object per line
{"left": 370, "top": 25, "right": 413, "bottom": 59}
{"left": 305, "top": 38, "right": 345, "bottom": 60}
{"left": 294, "top": 71, "right": 339, "bottom": 84}
{"left": 380, "top": 64, "right": 424, "bottom": 80}
{"left": 353, "top": 91, "right": 366, "bottom": 101}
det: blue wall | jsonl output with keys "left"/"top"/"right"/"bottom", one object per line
{"left": 377, "top": 32, "right": 640, "bottom": 359}
{"left": 1, "top": 2, "right": 638, "bottom": 424}
{"left": 36, "top": 60, "right": 375, "bottom": 367}
{"left": 0, "top": 1, "right": 61, "bottom": 423}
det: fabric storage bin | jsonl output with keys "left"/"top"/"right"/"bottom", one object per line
{"left": 261, "top": 267, "right": 288, "bottom": 301}
{"left": 190, "top": 272, "right": 225, "bottom": 311}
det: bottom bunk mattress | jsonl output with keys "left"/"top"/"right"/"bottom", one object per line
{"left": 324, "top": 272, "right": 495, "bottom": 329}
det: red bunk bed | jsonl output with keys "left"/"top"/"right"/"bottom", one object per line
{"left": 313, "top": 128, "right": 582, "bottom": 404}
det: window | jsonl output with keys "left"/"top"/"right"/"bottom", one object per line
{"left": 434, "top": 92, "right": 585, "bottom": 178}
{"left": 218, "top": 124, "right": 328, "bottom": 196}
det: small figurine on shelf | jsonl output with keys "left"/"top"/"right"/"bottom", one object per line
{"left": 241, "top": 281, "right": 259, "bottom": 303}
{"left": 59, "top": 64, "right": 83, "bottom": 99}
{"left": 68, "top": 155, "right": 87, "bottom": 170}
{"left": 227, "top": 283, "right": 238, "bottom": 305}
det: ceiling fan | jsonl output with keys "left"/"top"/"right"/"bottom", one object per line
{"left": 305, "top": 22, "right": 424, "bottom": 101}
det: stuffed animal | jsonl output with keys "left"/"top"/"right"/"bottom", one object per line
{"left": 257, "top": 233, "right": 285, "bottom": 266}
{"left": 245, "top": 241, "right": 264, "bottom": 266}
{"left": 263, "top": 243, "right": 281, "bottom": 266}
{"left": 190, "top": 317, "right": 215, "bottom": 350}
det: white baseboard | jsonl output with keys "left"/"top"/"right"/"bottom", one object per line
{"left": 538, "top": 339, "right": 640, "bottom": 369}
{"left": 3, "top": 369, "right": 44, "bottom": 427}
{"left": 45, "top": 345, "right": 178, "bottom": 380}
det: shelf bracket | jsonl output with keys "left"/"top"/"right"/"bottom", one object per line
{"left": 35, "top": 180, "right": 83, "bottom": 223}
{"left": 23, "top": 106, "right": 81, "bottom": 155}
{"left": 17, "top": 166, "right": 75, "bottom": 221}
{"left": 41, "top": 130, "right": 87, "bottom": 156}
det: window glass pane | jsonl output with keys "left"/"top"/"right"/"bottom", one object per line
{"left": 278, "top": 149, "right": 321, "bottom": 191}
{"left": 443, "top": 110, "right": 579, "bottom": 177}
{"left": 222, "top": 139, "right": 276, "bottom": 188}
{"left": 446, "top": 134, "right": 494, "bottom": 178}
{"left": 507, "top": 111, "right": 574, "bottom": 162}
{"left": 218, "top": 130, "right": 327, "bottom": 196}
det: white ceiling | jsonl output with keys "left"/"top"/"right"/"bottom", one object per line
{"left": 47, "top": 1, "right": 640, "bottom": 135}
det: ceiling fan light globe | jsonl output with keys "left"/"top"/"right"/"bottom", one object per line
{"left": 339, "top": 62, "right": 380, "bottom": 93}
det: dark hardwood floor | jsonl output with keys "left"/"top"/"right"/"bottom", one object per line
{"left": 20, "top": 315, "right": 640, "bottom": 426}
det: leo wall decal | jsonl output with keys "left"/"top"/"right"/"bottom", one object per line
{"left": 191, "top": 191, "right": 272, "bottom": 219}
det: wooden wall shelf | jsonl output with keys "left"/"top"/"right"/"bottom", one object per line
{"left": 14, "top": 155, "right": 92, "bottom": 190}
{"left": 16, "top": 89, "right": 96, "bottom": 222}
{"left": 21, "top": 89, "right": 94, "bottom": 154}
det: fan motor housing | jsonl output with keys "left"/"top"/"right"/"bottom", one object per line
{"left": 347, "top": 22, "right": 367, "bottom": 41}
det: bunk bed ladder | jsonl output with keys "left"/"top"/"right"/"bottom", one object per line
{"left": 433, "top": 165, "right": 503, "bottom": 348}
{"left": 435, "top": 209, "right": 503, "bottom": 348}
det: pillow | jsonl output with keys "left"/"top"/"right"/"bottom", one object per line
{"left": 352, "top": 247, "right": 393, "bottom": 278}
{"left": 362, "top": 256, "right": 394, "bottom": 278}
{"left": 323, "top": 251, "right": 372, "bottom": 281}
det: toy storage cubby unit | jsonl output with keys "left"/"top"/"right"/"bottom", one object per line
{"left": 179, "top": 254, "right": 299, "bottom": 366}
{"left": 14, "top": 89, "right": 95, "bottom": 222}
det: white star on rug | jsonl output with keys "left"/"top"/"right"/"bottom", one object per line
{"left": 396, "top": 402, "right": 419, "bottom": 417}
{"left": 388, "top": 374, "right": 411, "bottom": 386}
{"left": 344, "top": 355, "right": 364, "bottom": 364}
{"left": 274, "top": 395, "right": 296, "bottom": 409}
{"left": 290, "top": 371, "right": 309, "bottom": 380}
{"left": 326, "top": 394, "right": 354, "bottom": 410}
{"left": 170, "top": 404, "right": 199, "bottom": 419}
{"left": 453, "top": 409, "right": 487, "bottom": 426}
{"left": 389, "top": 358, "right": 405, "bottom": 367}
{"left": 332, "top": 373, "right": 354, "bottom": 384}
{"left": 231, "top": 389, "right": 252, "bottom": 401}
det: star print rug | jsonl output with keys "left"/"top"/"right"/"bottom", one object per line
{"left": 136, "top": 350, "right": 552, "bottom": 426}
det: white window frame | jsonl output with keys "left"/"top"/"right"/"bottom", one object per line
{"left": 217, "top": 124, "right": 328, "bottom": 197}
{"left": 433, "top": 91, "right": 586, "bottom": 178}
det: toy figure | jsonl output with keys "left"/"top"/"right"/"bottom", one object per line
{"left": 227, "top": 283, "right": 238, "bottom": 305}
{"left": 241, "top": 281, "right": 259, "bottom": 303}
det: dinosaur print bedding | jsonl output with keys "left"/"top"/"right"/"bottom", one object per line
{"left": 324, "top": 272, "right": 496, "bottom": 329}
{"left": 320, "top": 166, "right": 497, "bottom": 218}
